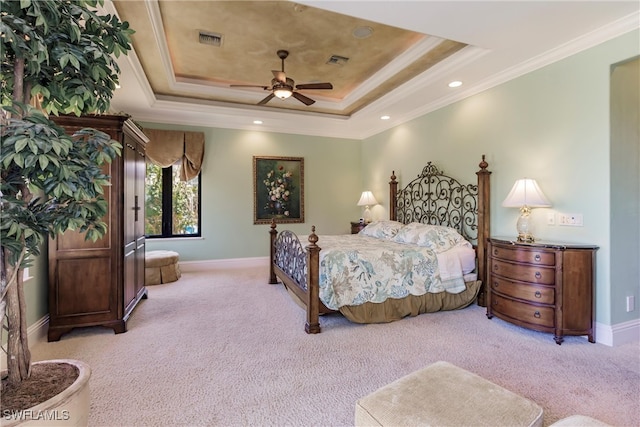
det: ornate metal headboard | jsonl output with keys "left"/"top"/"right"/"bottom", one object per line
{"left": 390, "top": 162, "right": 479, "bottom": 243}
{"left": 389, "top": 156, "right": 491, "bottom": 305}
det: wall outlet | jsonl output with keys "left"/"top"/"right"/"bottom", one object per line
{"left": 558, "top": 213, "right": 583, "bottom": 226}
{"left": 547, "top": 212, "right": 555, "bottom": 225}
{"left": 627, "top": 296, "right": 635, "bottom": 312}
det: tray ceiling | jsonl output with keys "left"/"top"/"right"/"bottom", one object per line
{"left": 107, "top": 1, "right": 639, "bottom": 139}
{"left": 112, "top": 0, "right": 466, "bottom": 116}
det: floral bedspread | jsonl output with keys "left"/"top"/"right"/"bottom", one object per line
{"left": 314, "top": 234, "right": 467, "bottom": 310}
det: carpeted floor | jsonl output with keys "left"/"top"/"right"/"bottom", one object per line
{"left": 31, "top": 266, "right": 640, "bottom": 426}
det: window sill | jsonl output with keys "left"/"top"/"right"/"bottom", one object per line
{"left": 146, "top": 236, "right": 204, "bottom": 241}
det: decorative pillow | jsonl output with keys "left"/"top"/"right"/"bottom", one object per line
{"left": 359, "top": 220, "right": 404, "bottom": 239}
{"left": 392, "top": 222, "right": 467, "bottom": 252}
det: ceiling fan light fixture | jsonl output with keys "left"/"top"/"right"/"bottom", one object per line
{"left": 231, "top": 50, "right": 332, "bottom": 106}
{"left": 273, "top": 88, "right": 293, "bottom": 99}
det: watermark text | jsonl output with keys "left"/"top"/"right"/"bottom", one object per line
{"left": 2, "top": 409, "right": 70, "bottom": 421}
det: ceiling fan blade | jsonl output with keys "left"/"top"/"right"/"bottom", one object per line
{"left": 295, "top": 82, "right": 333, "bottom": 90}
{"left": 230, "top": 84, "right": 269, "bottom": 89}
{"left": 292, "top": 91, "right": 315, "bottom": 106}
{"left": 258, "top": 93, "right": 275, "bottom": 105}
{"left": 272, "top": 70, "right": 286, "bottom": 83}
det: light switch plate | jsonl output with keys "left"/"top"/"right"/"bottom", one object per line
{"left": 558, "top": 213, "right": 583, "bottom": 226}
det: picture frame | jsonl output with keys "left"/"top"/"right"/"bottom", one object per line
{"left": 253, "top": 156, "right": 304, "bottom": 224}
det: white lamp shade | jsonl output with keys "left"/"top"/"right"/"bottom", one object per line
{"left": 502, "top": 178, "right": 551, "bottom": 208}
{"left": 357, "top": 191, "right": 378, "bottom": 206}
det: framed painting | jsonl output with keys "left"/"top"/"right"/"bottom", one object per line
{"left": 253, "top": 156, "right": 304, "bottom": 224}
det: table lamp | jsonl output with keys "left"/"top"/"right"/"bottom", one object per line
{"left": 502, "top": 178, "right": 551, "bottom": 242}
{"left": 357, "top": 191, "right": 378, "bottom": 223}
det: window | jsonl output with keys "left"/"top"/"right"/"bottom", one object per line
{"left": 145, "top": 163, "right": 201, "bottom": 238}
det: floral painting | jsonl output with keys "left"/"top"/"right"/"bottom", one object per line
{"left": 253, "top": 156, "right": 304, "bottom": 224}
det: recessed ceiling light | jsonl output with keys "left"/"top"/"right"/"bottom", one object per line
{"left": 353, "top": 26, "right": 374, "bottom": 39}
{"left": 380, "top": 115, "right": 390, "bottom": 120}
{"left": 448, "top": 81, "right": 463, "bottom": 88}
{"left": 253, "top": 120, "right": 263, "bottom": 125}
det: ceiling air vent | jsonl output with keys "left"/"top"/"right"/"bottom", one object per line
{"left": 327, "top": 55, "right": 349, "bottom": 66}
{"left": 198, "top": 31, "right": 223, "bottom": 47}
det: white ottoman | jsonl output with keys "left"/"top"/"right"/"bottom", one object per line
{"left": 550, "top": 415, "right": 612, "bottom": 426}
{"left": 145, "top": 250, "right": 181, "bottom": 285}
{"left": 355, "top": 361, "right": 543, "bottom": 427}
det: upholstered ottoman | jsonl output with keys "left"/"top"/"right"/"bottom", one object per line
{"left": 145, "top": 250, "right": 181, "bottom": 285}
{"left": 355, "top": 361, "right": 543, "bottom": 427}
{"left": 550, "top": 415, "right": 612, "bottom": 426}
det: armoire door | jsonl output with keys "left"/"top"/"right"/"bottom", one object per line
{"left": 134, "top": 142, "right": 146, "bottom": 296}
{"left": 123, "top": 137, "right": 138, "bottom": 312}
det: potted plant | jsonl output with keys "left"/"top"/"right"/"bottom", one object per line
{"left": 1, "top": 0, "right": 133, "bottom": 422}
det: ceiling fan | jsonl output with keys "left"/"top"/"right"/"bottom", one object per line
{"left": 230, "top": 50, "right": 333, "bottom": 106}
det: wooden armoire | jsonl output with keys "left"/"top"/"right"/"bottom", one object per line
{"left": 48, "top": 114, "right": 149, "bottom": 341}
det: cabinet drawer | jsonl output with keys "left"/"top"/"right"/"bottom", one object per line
{"left": 491, "top": 294, "right": 555, "bottom": 328}
{"left": 490, "top": 277, "right": 554, "bottom": 304}
{"left": 491, "top": 245, "right": 555, "bottom": 266}
{"left": 491, "top": 259, "right": 555, "bottom": 285}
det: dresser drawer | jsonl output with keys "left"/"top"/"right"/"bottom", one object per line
{"left": 490, "top": 259, "right": 555, "bottom": 285}
{"left": 490, "top": 277, "right": 555, "bottom": 304}
{"left": 491, "top": 294, "right": 555, "bottom": 328}
{"left": 490, "top": 245, "right": 555, "bottom": 266}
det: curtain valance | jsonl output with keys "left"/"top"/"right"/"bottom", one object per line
{"left": 144, "top": 129, "right": 205, "bottom": 181}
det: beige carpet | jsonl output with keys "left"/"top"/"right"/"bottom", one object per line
{"left": 31, "top": 266, "right": 640, "bottom": 426}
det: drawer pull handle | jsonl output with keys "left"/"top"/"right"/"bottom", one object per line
{"left": 535, "top": 291, "right": 542, "bottom": 298}
{"left": 535, "top": 271, "right": 542, "bottom": 279}
{"left": 494, "top": 282, "right": 499, "bottom": 288}
{"left": 534, "top": 254, "right": 541, "bottom": 262}
{"left": 493, "top": 249, "right": 498, "bottom": 256}
{"left": 494, "top": 265, "right": 499, "bottom": 271}
{"left": 534, "top": 311, "right": 541, "bottom": 318}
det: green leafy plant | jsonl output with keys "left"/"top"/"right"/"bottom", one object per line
{"left": 0, "top": 0, "right": 133, "bottom": 388}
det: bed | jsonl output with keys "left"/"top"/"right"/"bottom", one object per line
{"left": 268, "top": 156, "right": 491, "bottom": 333}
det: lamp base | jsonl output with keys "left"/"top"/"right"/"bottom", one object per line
{"left": 363, "top": 206, "right": 373, "bottom": 223}
{"left": 515, "top": 207, "right": 536, "bottom": 243}
{"left": 517, "top": 233, "right": 535, "bottom": 243}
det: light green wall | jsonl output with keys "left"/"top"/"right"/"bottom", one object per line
{"left": 24, "top": 251, "right": 48, "bottom": 326}
{"left": 362, "top": 30, "right": 640, "bottom": 327}
{"left": 142, "top": 125, "right": 363, "bottom": 260}
{"left": 3, "top": 248, "right": 47, "bottom": 347}
{"left": 610, "top": 57, "right": 640, "bottom": 325}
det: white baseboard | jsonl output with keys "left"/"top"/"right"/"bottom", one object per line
{"left": 179, "top": 256, "right": 269, "bottom": 272}
{"left": 1, "top": 314, "right": 49, "bottom": 371}
{"left": 596, "top": 318, "right": 640, "bottom": 346}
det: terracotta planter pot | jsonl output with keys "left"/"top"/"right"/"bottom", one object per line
{"left": 1, "top": 359, "right": 91, "bottom": 427}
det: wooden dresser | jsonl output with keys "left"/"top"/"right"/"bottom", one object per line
{"left": 486, "top": 237, "right": 598, "bottom": 344}
{"left": 48, "top": 115, "right": 149, "bottom": 341}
